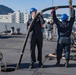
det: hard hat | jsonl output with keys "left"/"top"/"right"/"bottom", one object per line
{"left": 30, "top": 8, "right": 37, "bottom": 14}
{"left": 61, "top": 14, "right": 68, "bottom": 21}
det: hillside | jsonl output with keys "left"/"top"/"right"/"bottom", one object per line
{"left": 0, "top": 5, "right": 14, "bottom": 14}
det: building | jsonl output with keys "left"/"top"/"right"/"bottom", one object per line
{"left": 0, "top": 13, "right": 15, "bottom": 23}
{"left": 0, "top": 10, "right": 29, "bottom": 23}
{"left": 24, "top": 13, "right": 31, "bottom": 23}
{"left": 15, "top": 10, "right": 24, "bottom": 23}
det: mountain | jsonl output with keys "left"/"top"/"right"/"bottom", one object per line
{"left": 0, "top": 5, "right": 14, "bottom": 14}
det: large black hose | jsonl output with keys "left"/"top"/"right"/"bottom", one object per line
{"left": 42, "top": 5, "right": 76, "bottom": 12}
{"left": 16, "top": 5, "right": 76, "bottom": 69}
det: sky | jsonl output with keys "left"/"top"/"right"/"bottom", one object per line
{"left": 0, "top": 0, "right": 76, "bottom": 15}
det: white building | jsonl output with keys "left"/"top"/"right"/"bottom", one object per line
{"left": 0, "top": 13, "right": 15, "bottom": 23}
{"left": 8, "top": 13, "right": 15, "bottom": 23}
{"left": 15, "top": 10, "right": 24, "bottom": 23}
{"left": 0, "top": 10, "right": 29, "bottom": 23}
{"left": 24, "top": 14, "right": 31, "bottom": 23}
{"left": 24, "top": 13, "right": 29, "bottom": 23}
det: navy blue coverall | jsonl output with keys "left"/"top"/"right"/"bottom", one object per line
{"left": 27, "top": 15, "right": 45, "bottom": 63}
{"left": 52, "top": 9, "right": 75, "bottom": 60}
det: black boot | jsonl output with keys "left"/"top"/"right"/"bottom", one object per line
{"left": 65, "top": 60, "right": 69, "bottom": 68}
{"left": 29, "top": 62, "right": 34, "bottom": 69}
{"left": 56, "top": 60, "right": 60, "bottom": 67}
{"left": 39, "top": 62, "right": 43, "bottom": 68}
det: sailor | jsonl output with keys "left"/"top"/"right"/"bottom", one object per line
{"left": 27, "top": 7, "right": 45, "bottom": 68}
{"left": 51, "top": 5, "right": 75, "bottom": 67}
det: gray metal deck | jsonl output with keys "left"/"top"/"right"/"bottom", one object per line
{"left": 0, "top": 35, "right": 76, "bottom": 75}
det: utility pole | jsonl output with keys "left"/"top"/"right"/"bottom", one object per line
{"left": 68, "top": 0, "right": 72, "bottom": 17}
{"left": 52, "top": 0, "right": 53, "bottom": 6}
